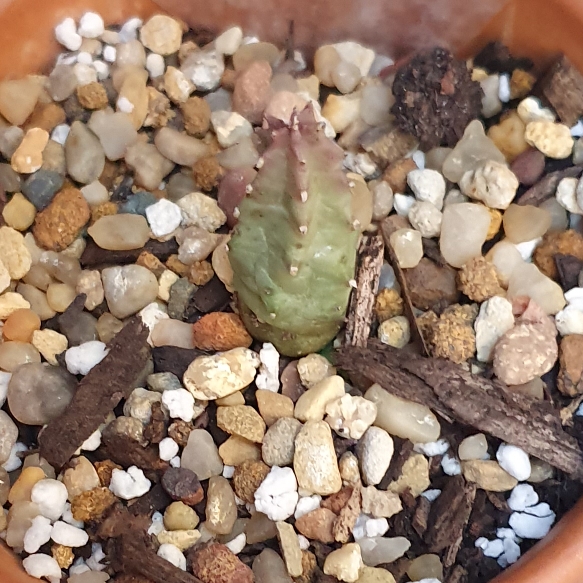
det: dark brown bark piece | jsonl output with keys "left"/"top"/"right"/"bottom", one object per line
{"left": 39, "top": 318, "right": 150, "bottom": 469}
{"left": 473, "top": 41, "right": 533, "bottom": 73}
{"left": 95, "top": 504, "right": 150, "bottom": 539}
{"left": 113, "top": 532, "right": 203, "bottom": 583}
{"left": 99, "top": 427, "right": 168, "bottom": 472}
{"left": 162, "top": 467, "right": 204, "bottom": 505}
{"left": 80, "top": 238, "right": 179, "bottom": 267}
{"left": 187, "top": 275, "right": 232, "bottom": 316}
{"left": 539, "top": 55, "right": 583, "bottom": 127}
{"left": 412, "top": 495, "right": 431, "bottom": 536}
{"left": 344, "top": 233, "right": 384, "bottom": 347}
{"left": 555, "top": 253, "right": 583, "bottom": 291}
{"left": 152, "top": 346, "right": 206, "bottom": 377}
{"left": 143, "top": 402, "right": 167, "bottom": 444}
{"left": 334, "top": 341, "right": 583, "bottom": 480}
{"left": 515, "top": 165, "right": 583, "bottom": 206}
{"left": 381, "top": 221, "right": 429, "bottom": 355}
{"left": 128, "top": 483, "right": 172, "bottom": 517}
{"left": 379, "top": 439, "right": 415, "bottom": 490}
{"left": 446, "top": 565, "right": 468, "bottom": 583}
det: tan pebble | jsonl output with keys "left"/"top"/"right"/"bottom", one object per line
{"left": 181, "top": 96, "right": 211, "bottom": 137}
{"left": 462, "top": 460, "right": 518, "bottom": 491}
{"left": 218, "top": 435, "right": 261, "bottom": 466}
{"left": 356, "top": 566, "right": 396, "bottom": 583}
{"left": 118, "top": 69, "right": 149, "bottom": 129}
{"left": 144, "top": 86, "right": 175, "bottom": 128}
{"left": 3, "top": 309, "right": 41, "bottom": 342}
{"left": 163, "top": 66, "right": 194, "bottom": 104}
{"left": 11, "top": 128, "right": 49, "bottom": 174}
{"left": 232, "top": 60, "right": 272, "bottom": 125}
{"left": 294, "top": 375, "right": 346, "bottom": 422}
{"left": 157, "top": 269, "right": 179, "bottom": 302}
{"left": 51, "top": 544, "right": 74, "bottom": 569}
{"left": 8, "top": 466, "right": 46, "bottom": 505}
{"left": 205, "top": 476, "right": 237, "bottom": 535}
{"left": 0, "top": 259, "right": 9, "bottom": 295}
{"left": 276, "top": 521, "right": 303, "bottom": 577}
{"left": 76, "top": 82, "right": 109, "bottom": 110}
{"left": 90, "top": 201, "right": 118, "bottom": 224}
{"left": 31, "top": 329, "right": 68, "bottom": 365}
{"left": 457, "top": 256, "right": 504, "bottom": 302}
{"left": 16, "top": 283, "right": 56, "bottom": 321}
{"left": 137, "top": 250, "right": 166, "bottom": 277}
{"left": 0, "top": 292, "right": 30, "bottom": 320}
{"left": 157, "top": 528, "right": 201, "bottom": 551}
{"left": 165, "top": 254, "right": 190, "bottom": 277}
{"left": 256, "top": 390, "right": 294, "bottom": 426}
{"left": 70, "top": 487, "right": 118, "bottom": 522}
{"left": 62, "top": 456, "right": 100, "bottom": 500}
{"left": 486, "top": 207, "right": 503, "bottom": 240}
{"left": 339, "top": 451, "right": 361, "bottom": 485}
{"left": 525, "top": 120, "right": 574, "bottom": 158}
{"left": 323, "top": 543, "right": 363, "bottom": 583}
{"left": 164, "top": 501, "right": 200, "bottom": 531}
{"left": 295, "top": 507, "right": 336, "bottom": 543}
{"left": 188, "top": 260, "right": 214, "bottom": 286}
{"left": 94, "top": 460, "right": 122, "bottom": 487}
{"left": 217, "top": 405, "right": 266, "bottom": 443}
{"left": 2, "top": 193, "right": 37, "bottom": 231}
{"left": 216, "top": 392, "right": 245, "bottom": 407}
{"left": 297, "top": 353, "right": 336, "bottom": 388}
{"left": 25, "top": 102, "right": 66, "bottom": 134}
{"left": 46, "top": 282, "right": 76, "bottom": 312}
{"left": 374, "top": 288, "right": 403, "bottom": 323}
{"left": 32, "top": 188, "right": 91, "bottom": 251}
{"left": 0, "top": 226, "right": 32, "bottom": 279}
{"left": 140, "top": 15, "right": 183, "bottom": 56}
{"left": 382, "top": 158, "right": 417, "bottom": 193}
{"left": 76, "top": 270, "right": 104, "bottom": 311}
{"left": 387, "top": 453, "right": 430, "bottom": 498}
{"left": 333, "top": 484, "right": 362, "bottom": 543}
{"left": 232, "top": 459, "right": 270, "bottom": 504}
{"left": 361, "top": 486, "right": 402, "bottom": 518}
{"left": 487, "top": 111, "right": 529, "bottom": 162}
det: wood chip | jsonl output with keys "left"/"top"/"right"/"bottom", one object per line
{"left": 344, "top": 232, "right": 384, "bottom": 347}
{"left": 515, "top": 165, "right": 583, "bottom": 206}
{"left": 40, "top": 318, "right": 150, "bottom": 469}
{"left": 412, "top": 495, "right": 431, "bottom": 536}
{"left": 99, "top": 427, "right": 168, "bottom": 472}
{"left": 152, "top": 346, "right": 206, "bottom": 377}
{"left": 81, "top": 238, "right": 179, "bottom": 267}
{"left": 334, "top": 341, "right": 583, "bottom": 480}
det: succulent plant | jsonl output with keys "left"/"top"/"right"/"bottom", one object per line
{"left": 229, "top": 105, "right": 364, "bottom": 356}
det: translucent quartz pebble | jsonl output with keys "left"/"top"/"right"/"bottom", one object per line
{"left": 16, "top": 283, "right": 56, "bottom": 321}
{"left": 47, "top": 64, "right": 77, "bottom": 102}
{"left": 358, "top": 536, "right": 411, "bottom": 567}
{"left": 360, "top": 81, "right": 393, "bottom": 127}
{"left": 181, "top": 429, "right": 223, "bottom": 480}
{"left": 87, "top": 214, "right": 150, "bottom": 251}
{"left": 177, "top": 226, "right": 221, "bottom": 265}
{"left": 7, "top": 362, "right": 76, "bottom": 425}
{"left": 6, "top": 501, "right": 41, "bottom": 550}
{"left": 407, "top": 554, "right": 443, "bottom": 582}
{"left": 253, "top": 548, "right": 293, "bottom": 583}
{"left": 46, "top": 282, "right": 76, "bottom": 312}
{"left": 102, "top": 264, "right": 158, "bottom": 319}
{"left": 486, "top": 241, "right": 524, "bottom": 287}
{"left": 232, "top": 42, "right": 280, "bottom": 71}
{"left": 0, "top": 78, "right": 41, "bottom": 126}
{"left": 39, "top": 251, "right": 81, "bottom": 287}
{"left": 88, "top": 108, "right": 138, "bottom": 161}
{"left": 458, "top": 433, "right": 489, "bottom": 461}
{"left": 442, "top": 120, "right": 506, "bottom": 183}
{"left": 539, "top": 197, "right": 569, "bottom": 232}
{"left": 0, "top": 341, "right": 41, "bottom": 372}
{"left": 440, "top": 203, "right": 492, "bottom": 268}
{"left": 0, "top": 410, "right": 18, "bottom": 464}
{"left": 216, "top": 137, "right": 260, "bottom": 170}
{"left": 425, "top": 147, "right": 453, "bottom": 172}
{"left": 506, "top": 262, "right": 566, "bottom": 315}
{"left": 502, "top": 204, "right": 552, "bottom": 244}
{"left": 65, "top": 121, "right": 105, "bottom": 184}
{"left": 364, "top": 384, "right": 440, "bottom": 443}
{"left": 151, "top": 319, "right": 195, "bottom": 349}
{"left": 154, "top": 127, "right": 208, "bottom": 166}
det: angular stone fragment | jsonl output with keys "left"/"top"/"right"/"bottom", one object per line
{"left": 216, "top": 405, "right": 266, "bottom": 443}
{"left": 276, "top": 521, "right": 303, "bottom": 577}
{"left": 462, "top": 460, "right": 518, "bottom": 491}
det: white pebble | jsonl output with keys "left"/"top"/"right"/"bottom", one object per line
{"left": 92, "top": 60, "right": 109, "bottom": 81}
{"left": 86, "top": 542, "right": 107, "bottom": 571}
{"left": 210, "top": 110, "right": 253, "bottom": 148}
{"left": 31, "top": 479, "right": 68, "bottom": 521}
{"left": 411, "top": 150, "right": 426, "bottom": 169}
{"left": 23, "top": 554, "right": 62, "bottom": 583}
{"left": 294, "top": 495, "right": 322, "bottom": 519}
{"left": 351, "top": 513, "right": 369, "bottom": 540}
{"left": 159, "top": 437, "right": 179, "bottom": 461}
{"left": 51, "top": 521, "right": 89, "bottom": 547}
{"left": 421, "top": 489, "right": 441, "bottom": 502}
{"left": 517, "top": 96, "right": 556, "bottom": 124}
{"left": 413, "top": 439, "right": 449, "bottom": 457}
{"left": 496, "top": 443, "right": 531, "bottom": 481}
{"left": 508, "top": 484, "right": 539, "bottom": 511}
{"left": 74, "top": 62, "right": 98, "bottom": 85}
{"left": 498, "top": 74, "right": 511, "bottom": 103}
{"left": 139, "top": 302, "right": 169, "bottom": 345}
{"left": 78, "top": 12, "right": 105, "bottom": 38}
{"left": 254, "top": 466, "right": 299, "bottom": 521}
{"left": 117, "top": 96, "right": 135, "bottom": 113}
{"left": 55, "top": 17, "right": 82, "bottom": 51}
{"left": 225, "top": 532, "right": 246, "bottom": 554}
{"left": 62, "top": 502, "right": 84, "bottom": 528}
{"left": 564, "top": 286, "right": 583, "bottom": 310}
{"left": 369, "top": 54, "right": 394, "bottom": 77}
{"left": 170, "top": 456, "right": 181, "bottom": 468}
{"left": 65, "top": 341, "right": 109, "bottom": 375}
{"left": 441, "top": 453, "right": 462, "bottom": 476}
{"left": 103, "top": 45, "right": 117, "bottom": 62}
{"left": 148, "top": 511, "right": 165, "bottom": 536}
{"left": 215, "top": 26, "right": 243, "bottom": 56}
{"left": 158, "top": 543, "right": 187, "bottom": 570}
{"left": 497, "top": 527, "right": 518, "bottom": 541}
{"left": 119, "top": 17, "right": 143, "bottom": 43}
{"left": 498, "top": 537, "right": 521, "bottom": 567}
{"left": 475, "top": 537, "right": 504, "bottom": 558}
{"left": 0, "top": 371, "right": 10, "bottom": 407}
{"left": 378, "top": 263, "right": 398, "bottom": 290}
{"left": 408, "top": 201, "right": 443, "bottom": 238}
{"left": 162, "top": 388, "right": 196, "bottom": 422}
{"left": 571, "top": 120, "right": 583, "bottom": 137}
{"left": 524, "top": 502, "right": 554, "bottom": 517}
{"left": 146, "top": 53, "right": 166, "bottom": 78}
{"left": 146, "top": 198, "right": 183, "bottom": 237}
{"left": 2, "top": 442, "right": 27, "bottom": 472}
{"left": 109, "top": 466, "right": 151, "bottom": 500}
{"left": 556, "top": 177, "right": 583, "bottom": 214}
{"left": 509, "top": 509, "right": 555, "bottom": 539}
{"left": 77, "top": 51, "right": 93, "bottom": 65}
{"left": 222, "top": 465, "right": 235, "bottom": 479}
{"left": 80, "top": 427, "right": 102, "bottom": 452}
{"left": 364, "top": 517, "right": 389, "bottom": 538}
{"left": 393, "top": 193, "right": 416, "bottom": 216}
{"left": 298, "top": 534, "right": 310, "bottom": 550}
{"left": 23, "top": 516, "right": 53, "bottom": 554}
{"left": 255, "top": 342, "right": 280, "bottom": 392}
{"left": 69, "top": 559, "right": 90, "bottom": 576}
{"left": 515, "top": 237, "right": 542, "bottom": 262}
{"left": 407, "top": 168, "right": 446, "bottom": 210}
{"left": 51, "top": 124, "right": 71, "bottom": 145}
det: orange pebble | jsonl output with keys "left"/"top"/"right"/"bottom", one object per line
{"left": 2, "top": 309, "right": 41, "bottom": 342}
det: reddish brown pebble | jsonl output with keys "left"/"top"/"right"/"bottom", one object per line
{"left": 193, "top": 155, "right": 224, "bottom": 192}
{"left": 191, "top": 312, "right": 253, "bottom": 351}
{"left": 25, "top": 102, "right": 67, "bottom": 133}
{"left": 70, "top": 487, "right": 118, "bottom": 521}
{"left": 382, "top": 158, "right": 417, "bottom": 193}
{"left": 33, "top": 187, "right": 91, "bottom": 251}
{"left": 190, "top": 543, "right": 253, "bottom": 583}
{"left": 404, "top": 258, "right": 460, "bottom": 312}
{"left": 137, "top": 250, "right": 166, "bottom": 277}
{"left": 280, "top": 360, "right": 305, "bottom": 403}
{"left": 533, "top": 230, "right": 583, "bottom": 280}
{"left": 188, "top": 260, "right": 214, "bottom": 286}
{"left": 94, "top": 460, "right": 122, "bottom": 487}
{"left": 510, "top": 148, "right": 546, "bottom": 186}
{"left": 321, "top": 487, "right": 354, "bottom": 514}
{"left": 295, "top": 507, "right": 337, "bottom": 543}
{"left": 181, "top": 96, "right": 211, "bottom": 137}
{"left": 558, "top": 334, "right": 583, "bottom": 396}
{"left": 161, "top": 467, "right": 204, "bottom": 505}
{"left": 166, "top": 254, "right": 190, "bottom": 277}
{"left": 232, "top": 60, "right": 272, "bottom": 125}
{"left": 232, "top": 459, "right": 270, "bottom": 504}
{"left": 168, "top": 420, "right": 195, "bottom": 448}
